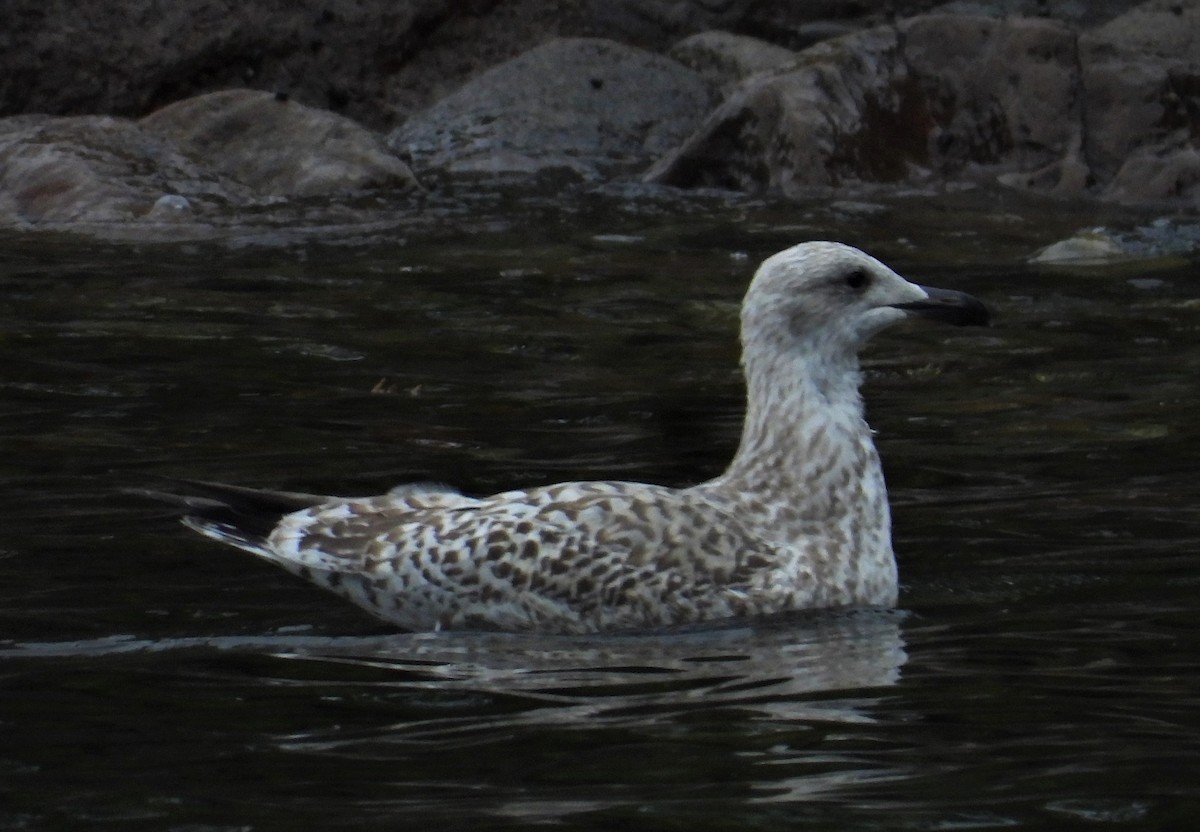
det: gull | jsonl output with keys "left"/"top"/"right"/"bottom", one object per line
{"left": 147, "top": 241, "right": 988, "bottom": 633}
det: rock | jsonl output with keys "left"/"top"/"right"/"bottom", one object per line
{"left": 1032, "top": 218, "right": 1200, "bottom": 262}
{"left": 387, "top": 38, "right": 711, "bottom": 182}
{"left": 931, "top": 0, "right": 1147, "bottom": 27}
{"left": 140, "top": 89, "right": 420, "bottom": 197}
{"left": 0, "top": 0, "right": 460, "bottom": 131}
{"left": 901, "top": 15, "right": 1078, "bottom": 176}
{"left": 4, "top": 1, "right": 881, "bottom": 131}
{"left": 0, "top": 90, "right": 418, "bottom": 229}
{"left": 1106, "top": 143, "right": 1200, "bottom": 204}
{"left": 668, "top": 31, "right": 798, "bottom": 95}
{"left": 648, "top": 4, "right": 1198, "bottom": 205}
{"left": 645, "top": 25, "right": 922, "bottom": 192}
{"left": 0, "top": 115, "right": 248, "bottom": 225}
{"left": 1029, "top": 230, "right": 1125, "bottom": 264}
{"left": 146, "top": 194, "right": 194, "bottom": 220}
{"left": 2, "top": 1, "right": 1190, "bottom": 210}
{"left": 0, "top": 1, "right": 1151, "bottom": 131}
{"left": 650, "top": 14, "right": 1080, "bottom": 192}
{"left": 584, "top": 1, "right": 948, "bottom": 51}
{"left": 1079, "top": 0, "right": 1200, "bottom": 203}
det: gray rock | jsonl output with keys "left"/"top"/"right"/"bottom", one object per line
{"left": 1030, "top": 230, "right": 1125, "bottom": 264}
{"left": 387, "top": 38, "right": 711, "bottom": 182}
{"left": 0, "top": 0, "right": 456, "bottom": 131}
{"left": 140, "top": 89, "right": 420, "bottom": 197}
{"left": 2, "top": 0, "right": 788, "bottom": 132}
{"left": 1080, "top": 0, "right": 1200, "bottom": 203}
{"left": 0, "top": 90, "right": 418, "bottom": 229}
{"left": 1, "top": 0, "right": 1149, "bottom": 131}
{"left": 585, "top": 0, "right": 936, "bottom": 51}
{"left": 902, "top": 15, "right": 1078, "bottom": 175}
{"left": 0, "top": 115, "right": 247, "bottom": 224}
{"left": 1105, "top": 143, "right": 1200, "bottom": 204}
{"left": 648, "top": 3, "right": 1199, "bottom": 204}
{"left": 2, "top": 0, "right": 1186, "bottom": 209}
{"left": 930, "top": 0, "right": 1144, "bottom": 27}
{"left": 669, "top": 31, "right": 799, "bottom": 95}
{"left": 146, "top": 193, "right": 194, "bottom": 220}
{"left": 645, "top": 25, "right": 918, "bottom": 192}
{"left": 1032, "top": 218, "right": 1200, "bottom": 262}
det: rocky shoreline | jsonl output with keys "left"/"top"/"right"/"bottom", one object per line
{"left": 1, "top": 0, "right": 1196, "bottom": 239}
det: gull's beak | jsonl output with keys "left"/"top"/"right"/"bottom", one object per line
{"left": 891, "top": 286, "right": 990, "bottom": 327}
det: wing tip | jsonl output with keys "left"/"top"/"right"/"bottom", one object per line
{"left": 181, "top": 515, "right": 275, "bottom": 558}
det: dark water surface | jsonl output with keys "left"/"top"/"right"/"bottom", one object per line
{"left": 2, "top": 192, "right": 1198, "bottom": 830}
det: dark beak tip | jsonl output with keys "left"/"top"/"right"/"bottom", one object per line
{"left": 939, "top": 295, "right": 991, "bottom": 328}
{"left": 894, "top": 286, "right": 990, "bottom": 327}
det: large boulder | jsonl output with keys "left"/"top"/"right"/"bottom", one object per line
{"left": 1080, "top": 0, "right": 1200, "bottom": 202}
{"left": 0, "top": 90, "right": 418, "bottom": 228}
{"left": 140, "top": 89, "right": 419, "bottom": 197}
{"left": 647, "top": 3, "right": 1200, "bottom": 204}
{"left": 646, "top": 15, "right": 1079, "bottom": 193}
{"left": 0, "top": 115, "right": 247, "bottom": 224}
{"left": 387, "top": 38, "right": 711, "bottom": 182}
{"left": 902, "top": 15, "right": 1079, "bottom": 177}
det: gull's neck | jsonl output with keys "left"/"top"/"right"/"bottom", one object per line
{"left": 692, "top": 337, "right": 897, "bottom": 606}
{"left": 717, "top": 342, "right": 869, "bottom": 503}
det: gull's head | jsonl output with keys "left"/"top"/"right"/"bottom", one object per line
{"left": 741, "top": 241, "right": 989, "bottom": 359}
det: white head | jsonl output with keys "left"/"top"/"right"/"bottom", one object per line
{"left": 741, "top": 241, "right": 988, "bottom": 368}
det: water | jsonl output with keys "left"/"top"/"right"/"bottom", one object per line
{"left": 2, "top": 190, "right": 1198, "bottom": 830}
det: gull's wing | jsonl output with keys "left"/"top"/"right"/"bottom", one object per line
{"left": 236, "top": 481, "right": 792, "bottom": 633}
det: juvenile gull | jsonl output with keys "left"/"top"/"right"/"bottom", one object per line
{"left": 154, "top": 242, "right": 988, "bottom": 634}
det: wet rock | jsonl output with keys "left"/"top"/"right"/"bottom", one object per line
{"left": 0, "top": 115, "right": 248, "bottom": 225}
{"left": 1034, "top": 218, "right": 1200, "bottom": 263}
{"left": 145, "top": 194, "right": 195, "bottom": 220}
{"left": 387, "top": 38, "right": 711, "bottom": 183}
{"left": 668, "top": 31, "right": 799, "bottom": 95}
{"left": 140, "top": 89, "right": 420, "bottom": 197}
{"left": 1030, "top": 230, "right": 1126, "bottom": 264}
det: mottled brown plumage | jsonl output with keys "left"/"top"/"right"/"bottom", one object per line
{"left": 172, "top": 241, "right": 988, "bottom": 633}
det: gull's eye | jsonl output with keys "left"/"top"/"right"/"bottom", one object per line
{"left": 845, "top": 269, "right": 869, "bottom": 291}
